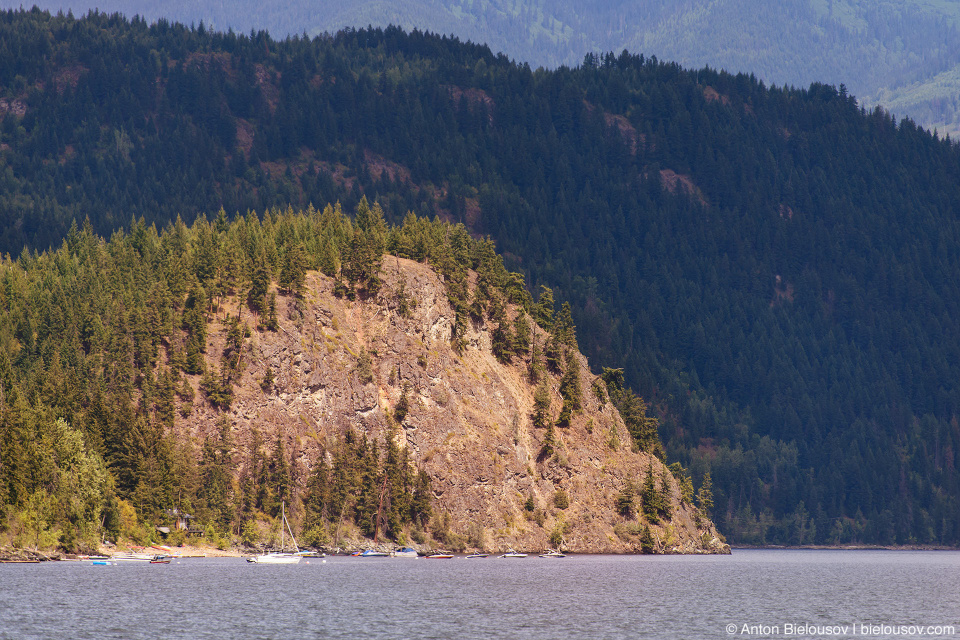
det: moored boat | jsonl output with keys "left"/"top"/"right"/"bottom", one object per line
{"left": 247, "top": 502, "right": 302, "bottom": 565}
{"left": 247, "top": 552, "right": 301, "bottom": 564}
{"left": 425, "top": 553, "right": 454, "bottom": 559}
{"left": 111, "top": 553, "right": 155, "bottom": 562}
{"left": 392, "top": 547, "right": 419, "bottom": 558}
{"left": 538, "top": 550, "right": 566, "bottom": 558}
{"left": 499, "top": 549, "right": 527, "bottom": 558}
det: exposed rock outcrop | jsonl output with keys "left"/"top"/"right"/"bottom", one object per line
{"left": 180, "top": 257, "right": 729, "bottom": 554}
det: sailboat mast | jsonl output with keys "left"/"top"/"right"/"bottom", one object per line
{"left": 282, "top": 500, "right": 300, "bottom": 552}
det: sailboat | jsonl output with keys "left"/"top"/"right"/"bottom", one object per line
{"left": 247, "top": 502, "right": 302, "bottom": 564}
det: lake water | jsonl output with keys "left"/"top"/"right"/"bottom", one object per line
{"left": 1, "top": 550, "right": 959, "bottom": 639}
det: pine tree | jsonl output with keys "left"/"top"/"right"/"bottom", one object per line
{"left": 303, "top": 452, "right": 330, "bottom": 528}
{"left": 540, "top": 424, "right": 557, "bottom": 460}
{"left": 248, "top": 248, "right": 271, "bottom": 313}
{"left": 615, "top": 389, "right": 664, "bottom": 459}
{"left": 410, "top": 469, "right": 432, "bottom": 526}
{"left": 697, "top": 472, "right": 714, "bottom": 519}
{"left": 155, "top": 367, "right": 177, "bottom": 428}
{"left": 544, "top": 334, "right": 565, "bottom": 373}
{"left": 279, "top": 243, "right": 308, "bottom": 296}
{"left": 264, "top": 292, "right": 279, "bottom": 331}
{"left": 616, "top": 482, "right": 635, "bottom": 517}
{"left": 182, "top": 284, "right": 208, "bottom": 346}
{"left": 184, "top": 337, "right": 205, "bottom": 375}
{"left": 669, "top": 462, "right": 695, "bottom": 504}
{"left": 490, "top": 297, "right": 514, "bottom": 364}
{"left": 383, "top": 435, "right": 412, "bottom": 538}
{"left": 394, "top": 383, "right": 410, "bottom": 424}
{"left": 529, "top": 334, "right": 545, "bottom": 384}
{"left": 343, "top": 198, "right": 387, "bottom": 295}
{"left": 533, "top": 380, "right": 552, "bottom": 428}
{"left": 640, "top": 524, "right": 655, "bottom": 554}
{"left": 553, "top": 302, "right": 578, "bottom": 351}
{"left": 641, "top": 464, "right": 661, "bottom": 524}
{"left": 354, "top": 438, "right": 381, "bottom": 536}
{"left": 658, "top": 473, "right": 673, "bottom": 521}
{"left": 222, "top": 316, "right": 246, "bottom": 373}
{"left": 559, "top": 351, "right": 583, "bottom": 413}
{"left": 512, "top": 312, "right": 531, "bottom": 356}
{"left": 534, "top": 285, "right": 554, "bottom": 330}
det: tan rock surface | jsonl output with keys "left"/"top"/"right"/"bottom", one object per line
{"left": 179, "top": 257, "right": 728, "bottom": 554}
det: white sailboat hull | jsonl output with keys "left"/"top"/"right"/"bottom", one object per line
{"left": 247, "top": 553, "right": 301, "bottom": 564}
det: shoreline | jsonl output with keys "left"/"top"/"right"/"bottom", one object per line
{"left": 6, "top": 541, "right": 957, "bottom": 563}
{"left": 730, "top": 544, "right": 960, "bottom": 551}
{"left": 101, "top": 543, "right": 247, "bottom": 558}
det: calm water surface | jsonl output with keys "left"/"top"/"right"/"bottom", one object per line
{"left": 1, "top": 550, "right": 959, "bottom": 639}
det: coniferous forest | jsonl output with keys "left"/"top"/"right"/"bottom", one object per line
{"left": 0, "top": 200, "right": 550, "bottom": 550}
{"left": 12, "top": 0, "right": 960, "bottom": 135}
{"left": 2, "top": 8, "right": 960, "bottom": 546}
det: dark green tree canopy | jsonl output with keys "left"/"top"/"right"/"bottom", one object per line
{"left": 1, "top": 10, "right": 960, "bottom": 545}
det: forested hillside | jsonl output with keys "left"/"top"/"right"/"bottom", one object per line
{"left": 11, "top": 0, "right": 960, "bottom": 134}
{"left": 0, "top": 202, "right": 722, "bottom": 554}
{"left": 2, "top": 10, "right": 960, "bottom": 546}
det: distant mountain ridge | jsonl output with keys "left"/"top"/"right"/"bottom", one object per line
{"left": 8, "top": 0, "right": 960, "bottom": 135}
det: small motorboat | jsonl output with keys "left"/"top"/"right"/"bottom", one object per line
{"left": 539, "top": 550, "right": 566, "bottom": 558}
{"left": 149, "top": 554, "right": 172, "bottom": 564}
{"left": 425, "top": 553, "right": 454, "bottom": 559}
{"left": 465, "top": 553, "right": 489, "bottom": 559}
{"left": 392, "top": 547, "right": 419, "bottom": 558}
{"left": 499, "top": 549, "right": 527, "bottom": 558}
{"left": 358, "top": 549, "right": 390, "bottom": 557}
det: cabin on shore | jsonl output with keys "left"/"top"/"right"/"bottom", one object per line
{"left": 156, "top": 509, "right": 203, "bottom": 536}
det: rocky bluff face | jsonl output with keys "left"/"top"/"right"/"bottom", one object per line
{"left": 185, "top": 257, "right": 728, "bottom": 554}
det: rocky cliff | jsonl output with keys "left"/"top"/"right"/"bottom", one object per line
{"left": 180, "top": 256, "right": 729, "bottom": 554}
